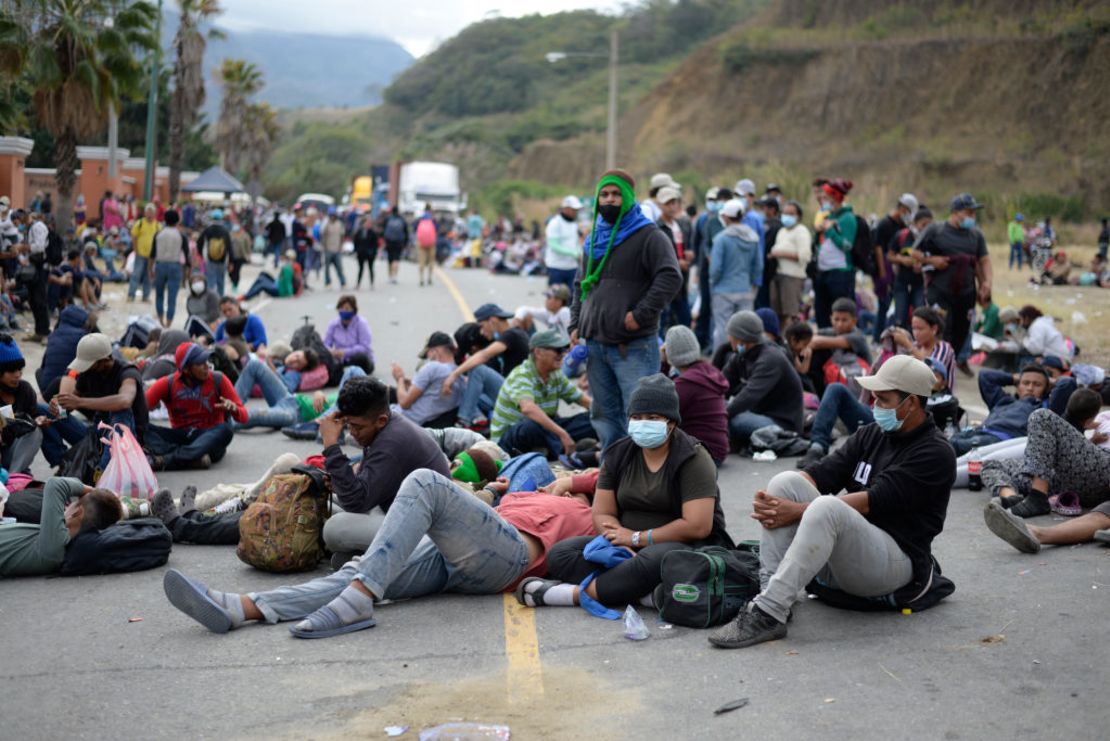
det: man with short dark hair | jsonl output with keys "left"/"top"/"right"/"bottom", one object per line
{"left": 710, "top": 355, "right": 955, "bottom": 649}
{"left": 390, "top": 331, "right": 465, "bottom": 427}
{"left": 445, "top": 303, "right": 531, "bottom": 429}
{"left": 722, "top": 310, "right": 804, "bottom": 447}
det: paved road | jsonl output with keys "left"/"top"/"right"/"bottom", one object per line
{"left": 1, "top": 257, "right": 1106, "bottom": 739}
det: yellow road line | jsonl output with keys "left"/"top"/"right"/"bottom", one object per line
{"left": 436, "top": 264, "right": 545, "bottom": 702}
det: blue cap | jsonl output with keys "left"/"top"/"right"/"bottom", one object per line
{"left": 1014, "top": 213, "right": 1024, "bottom": 221}
{"left": 328, "top": 206, "right": 337, "bottom": 216}
{"left": 473, "top": 303, "right": 513, "bottom": 321}
{"left": 210, "top": 209, "right": 224, "bottom": 220}
{"left": 949, "top": 192, "right": 984, "bottom": 212}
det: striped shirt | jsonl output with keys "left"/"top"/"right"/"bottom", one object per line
{"left": 490, "top": 359, "right": 582, "bottom": 440}
{"left": 921, "top": 340, "right": 956, "bottom": 394}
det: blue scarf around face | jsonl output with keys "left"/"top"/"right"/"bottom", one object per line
{"left": 588, "top": 206, "right": 653, "bottom": 259}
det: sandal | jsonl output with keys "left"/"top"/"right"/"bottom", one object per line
{"left": 1049, "top": 491, "right": 1082, "bottom": 517}
{"left": 513, "top": 577, "right": 561, "bottom": 607}
{"left": 289, "top": 605, "right": 376, "bottom": 639}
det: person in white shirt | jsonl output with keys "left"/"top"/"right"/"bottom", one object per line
{"left": 769, "top": 200, "right": 813, "bottom": 329}
{"left": 544, "top": 196, "right": 583, "bottom": 289}
{"left": 514, "top": 284, "right": 572, "bottom": 339}
{"left": 640, "top": 172, "right": 680, "bottom": 223}
{"left": 1018, "top": 305, "right": 1071, "bottom": 361}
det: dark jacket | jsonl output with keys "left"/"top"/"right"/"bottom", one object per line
{"left": 722, "top": 341, "right": 804, "bottom": 433}
{"left": 674, "top": 361, "right": 730, "bottom": 463}
{"left": 978, "top": 369, "right": 1075, "bottom": 440}
{"left": 604, "top": 429, "right": 732, "bottom": 547}
{"left": 37, "top": 305, "right": 90, "bottom": 392}
{"left": 805, "top": 414, "right": 955, "bottom": 586}
{"left": 570, "top": 224, "right": 681, "bottom": 345}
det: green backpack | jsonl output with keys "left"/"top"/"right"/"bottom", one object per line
{"left": 236, "top": 465, "right": 330, "bottom": 572}
{"left": 656, "top": 546, "right": 760, "bottom": 628}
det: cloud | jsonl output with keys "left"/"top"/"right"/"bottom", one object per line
{"left": 217, "top": 0, "right": 622, "bottom": 57}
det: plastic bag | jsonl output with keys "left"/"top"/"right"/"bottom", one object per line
{"left": 97, "top": 423, "right": 159, "bottom": 500}
{"left": 623, "top": 605, "right": 650, "bottom": 640}
{"left": 419, "top": 723, "right": 511, "bottom": 740}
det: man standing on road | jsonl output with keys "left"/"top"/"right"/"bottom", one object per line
{"left": 692, "top": 187, "right": 730, "bottom": 352}
{"left": 570, "top": 169, "right": 681, "bottom": 449}
{"left": 24, "top": 211, "right": 51, "bottom": 341}
{"left": 197, "top": 210, "right": 232, "bottom": 296}
{"left": 871, "top": 193, "right": 918, "bottom": 338}
{"left": 266, "top": 209, "right": 286, "bottom": 268}
{"left": 545, "top": 196, "right": 582, "bottom": 290}
{"left": 913, "top": 193, "right": 992, "bottom": 363}
{"left": 129, "top": 203, "right": 158, "bottom": 302}
{"left": 656, "top": 186, "right": 693, "bottom": 334}
{"left": 321, "top": 208, "right": 347, "bottom": 288}
{"left": 709, "top": 356, "right": 955, "bottom": 648}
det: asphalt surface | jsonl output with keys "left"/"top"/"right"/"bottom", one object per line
{"left": 1, "top": 256, "right": 1107, "bottom": 740}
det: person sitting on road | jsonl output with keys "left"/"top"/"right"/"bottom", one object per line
{"left": 0, "top": 336, "right": 46, "bottom": 474}
{"left": 241, "top": 249, "right": 300, "bottom": 301}
{"left": 663, "top": 325, "right": 730, "bottom": 466}
{"left": 721, "top": 310, "right": 804, "bottom": 449}
{"left": 513, "top": 284, "right": 572, "bottom": 339}
{"left": 708, "top": 355, "right": 955, "bottom": 649}
{"left": 983, "top": 485, "right": 1110, "bottom": 555}
{"left": 323, "top": 294, "right": 374, "bottom": 374}
{"left": 445, "top": 303, "right": 531, "bottom": 430}
{"left": 144, "top": 342, "right": 248, "bottom": 471}
{"left": 490, "top": 329, "right": 594, "bottom": 460}
{"left": 161, "top": 468, "right": 597, "bottom": 638}
{"left": 184, "top": 272, "right": 221, "bottom": 333}
{"left": 1017, "top": 304, "right": 1071, "bottom": 364}
{"left": 389, "top": 331, "right": 465, "bottom": 429}
{"left": 886, "top": 306, "right": 957, "bottom": 392}
{"left": 213, "top": 297, "right": 267, "bottom": 351}
{"left": 317, "top": 376, "right": 451, "bottom": 562}
{"left": 948, "top": 364, "right": 1075, "bottom": 456}
{"left": 516, "top": 374, "right": 731, "bottom": 613}
{"left": 0, "top": 477, "right": 121, "bottom": 577}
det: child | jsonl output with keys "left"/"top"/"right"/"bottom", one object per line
{"left": 663, "top": 325, "right": 730, "bottom": 465}
{"left": 784, "top": 321, "right": 817, "bottom": 394}
{"left": 513, "top": 284, "right": 571, "bottom": 338}
{"left": 802, "top": 297, "right": 873, "bottom": 398}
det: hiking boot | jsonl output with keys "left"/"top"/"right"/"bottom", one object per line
{"left": 796, "top": 445, "right": 825, "bottom": 470}
{"left": 983, "top": 500, "right": 1041, "bottom": 553}
{"left": 282, "top": 421, "right": 320, "bottom": 440}
{"left": 189, "top": 454, "right": 212, "bottom": 471}
{"left": 708, "top": 603, "right": 787, "bottom": 649}
{"left": 150, "top": 489, "right": 180, "bottom": 525}
{"left": 1010, "top": 491, "right": 1050, "bottom": 518}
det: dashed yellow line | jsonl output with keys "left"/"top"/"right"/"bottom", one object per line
{"left": 435, "top": 264, "right": 545, "bottom": 702}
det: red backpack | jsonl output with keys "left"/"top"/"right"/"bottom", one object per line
{"left": 823, "top": 350, "right": 871, "bottom": 398}
{"left": 415, "top": 218, "right": 437, "bottom": 248}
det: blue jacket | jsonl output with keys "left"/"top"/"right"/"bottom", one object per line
{"left": 978, "top": 369, "right": 1075, "bottom": 439}
{"left": 709, "top": 222, "right": 763, "bottom": 294}
{"left": 37, "top": 305, "right": 89, "bottom": 392}
{"left": 215, "top": 313, "right": 268, "bottom": 350}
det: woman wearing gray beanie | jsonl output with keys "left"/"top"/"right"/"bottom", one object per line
{"left": 515, "top": 373, "right": 732, "bottom": 611}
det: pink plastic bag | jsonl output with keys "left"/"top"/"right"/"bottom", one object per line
{"left": 97, "top": 422, "right": 159, "bottom": 500}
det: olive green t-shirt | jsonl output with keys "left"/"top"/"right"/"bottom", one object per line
{"left": 598, "top": 446, "right": 717, "bottom": 531}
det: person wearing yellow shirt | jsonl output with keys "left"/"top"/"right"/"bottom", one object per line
{"left": 129, "top": 203, "right": 159, "bottom": 302}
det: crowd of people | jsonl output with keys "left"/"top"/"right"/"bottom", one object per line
{"left": 1, "top": 168, "right": 1108, "bottom": 655}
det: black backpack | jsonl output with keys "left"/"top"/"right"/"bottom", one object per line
{"left": 291, "top": 319, "right": 339, "bottom": 385}
{"left": 852, "top": 215, "right": 876, "bottom": 276}
{"left": 60, "top": 517, "right": 173, "bottom": 575}
{"left": 805, "top": 556, "right": 955, "bottom": 613}
{"left": 58, "top": 426, "right": 105, "bottom": 485}
{"left": 656, "top": 546, "right": 761, "bottom": 628}
{"left": 46, "top": 229, "right": 65, "bottom": 266}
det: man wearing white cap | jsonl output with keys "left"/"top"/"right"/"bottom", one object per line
{"left": 545, "top": 196, "right": 583, "bottom": 290}
{"left": 709, "top": 355, "right": 956, "bottom": 649}
{"left": 733, "top": 177, "right": 766, "bottom": 255}
{"left": 870, "top": 193, "right": 919, "bottom": 340}
{"left": 640, "top": 173, "right": 680, "bottom": 223}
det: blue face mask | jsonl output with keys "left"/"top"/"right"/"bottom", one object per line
{"left": 628, "top": 419, "right": 669, "bottom": 449}
{"left": 873, "top": 397, "right": 909, "bottom": 433}
{"left": 339, "top": 310, "right": 355, "bottom": 322}
{"left": 707, "top": 202, "right": 722, "bottom": 213}
{"left": 960, "top": 216, "right": 976, "bottom": 229}
{"left": 781, "top": 214, "right": 798, "bottom": 228}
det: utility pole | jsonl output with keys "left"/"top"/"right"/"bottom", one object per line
{"left": 142, "top": 0, "right": 163, "bottom": 202}
{"left": 606, "top": 29, "right": 618, "bottom": 171}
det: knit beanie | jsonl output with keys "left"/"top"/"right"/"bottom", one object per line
{"left": 755, "top": 307, "right": 780, "bottom": 339}
{"left": 627, "top": 373, "right": 681, "bottom": 422}
{"left": 664, "top": 325, "right": 700, "bottom": 368}
{"left": 727, "top": 310, "right": 765, "bottom": 343}
{"left": 0, "top": 335, "right": 25, "bottom": 373}
{"left": 452, "top": 448, "right": 503, "bottom": 484}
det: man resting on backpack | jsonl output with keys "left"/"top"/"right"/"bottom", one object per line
{"left": 709, "top": 356, "right": 955, "bottom": 649}
{"left": 144, "top": 342, "right": 248, "bottom": 471}
{"left": 317, "top": 376, "right": 451, "bottom": 562}
{"left": 0, "top": 477, "right": 121, "bottom": 577}
{"left": 162, "top": 469, "right": 597, "bottom": 637}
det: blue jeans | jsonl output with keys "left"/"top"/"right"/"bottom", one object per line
{"left": 234, "top": 358, "right": 300, "bottom": 429}
{"left": 497, "top": 412, "right": 596, "bottom": 458}
{"left": 458, "top": 364, "right": 503, "bottom": 424}
{"left": 872, "top": 291, "right": 892, "bottom": 343}
{"left": 250, "top": 470, "right": 530, "bottom": 622}
{"left": 270, "top": 240, "right": 284, "bottom": 268}
{"left": 324, "top": 252, "right": 346, "bottom": 287}
{"left": 205, "top": 260, "right": 226, "bottom": 296}
{"left": 244, "top": 271, "right": 280, "bottom": 300}
{"left": 38, "top": 404, "right": 88, "bottom": 467}
{"left": 145, "top": 423, "right": 234, "bottom": 469}
{"left": 586, "top": 334, "right": 660, "bottom": 449}
{"left": 891, "top": 280, "right": 924, "bottom": 329}
{"left": 728, "top": 411, "right": 777, "bottom": 444}
{"left": 1009, "top": 242, "right": 1024, "bottom": 269}
{"left": 154, "top": 262, "right": 182, "bottom": 323}
{"left": 547, "top": 267, "right": 577, "bottom": 290}
{"left": 128, "top": 255, "right": 151, "bottom": 300}
{"left": 809, "top": 383, "right": 873, "bottom": 452}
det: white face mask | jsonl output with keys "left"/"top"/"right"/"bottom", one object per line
{"left": 191, "top": 281, "right": 206, "bottom": 294}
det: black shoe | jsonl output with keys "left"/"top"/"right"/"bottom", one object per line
{"left": 1010, "top": 491, "right": 1050, "bottom": 518}
{"left": 998, "top": 494, "right": 1023, "bottom": 510}
{"left": 708, "top": 603, "right": 787, "bottom": 649}
{"left": 957, "top": 361, "right": 974, "bottom": 378}
{"left": 282, "top": 422, "right": 320, "bottom": 441}
{"left": 796, "top": 446, "right": 824, "bottom": 470}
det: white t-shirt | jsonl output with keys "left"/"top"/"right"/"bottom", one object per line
{"left": 640, "top": 199, "right": 662, "bottom": 223}
{"left": 514, "top": 305, "right": 571, "bottom": 339}
{"left": 544, "top": 215, "right": 581, "bottom": 271}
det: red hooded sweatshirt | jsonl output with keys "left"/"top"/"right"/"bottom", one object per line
{"left": 673, "top": 360, "right": 730, "bottom": 463}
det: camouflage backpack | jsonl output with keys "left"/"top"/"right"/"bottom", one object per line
{"left": 237, "top": 465, "right": 330, "bottom": 573}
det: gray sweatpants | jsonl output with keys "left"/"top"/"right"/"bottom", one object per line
{"left": 753, "top": 471, "right": 913, "bottom": 623}
{"left": 323, "top": 510, "right": 387, "bottom": 554}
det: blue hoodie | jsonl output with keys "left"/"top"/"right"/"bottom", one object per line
{"left": 37, "top": 305, "right": 89, "bottom": 391}
{"left": 709, "top": 222, "right": 763, "bottom": 294}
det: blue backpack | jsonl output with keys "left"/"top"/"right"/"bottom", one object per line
{"left": 496, "top": 453, "right": 555, "bottom": 500}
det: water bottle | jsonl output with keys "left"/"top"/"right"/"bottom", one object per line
{"left": 562, "top": 342, "right": 588, "bottom": 377}
{"left": 967, "top": 447, "right": 983, "bottom": 492}
{"left": 944, "top": 418, "right": 957, "bottom": 439}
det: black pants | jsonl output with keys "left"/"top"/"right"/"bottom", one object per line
{"left": 27, "top": 260, "right": 50, "bottom": 335}
{"left": 356, "top": 249, "right": 376, "bottom": 287}
{"left": 342, "top": 352, "right": 374, "bottom": 375}
{"left": 145, "top": 423, "right": 233, "bottom": 469}
{"left": 928, "top": 286, "right": 976, "bottom": 362}
{"left": 695, "top": 253, "right": 713, "bottom": 350}
{"left": 171, "top": 510, "right": 242, "bottom": 545}
{"left": 547, "top": 535, "right": 687, "bottom": 605}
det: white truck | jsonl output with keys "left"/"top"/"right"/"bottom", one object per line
{"left": 393, "top": 161, "right": 465, "bottom": 216}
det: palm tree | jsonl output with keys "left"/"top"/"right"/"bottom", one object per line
{"left": 9, "top": 0, "right": 157, "bottom": 232}
{"left": 168, "top": 0, "right": 223, "bottom": 203}
{"left": 240, "top": 102, "right": 279, "bottom": 205}
{"left": 214, "top": 58, "right": 263, "bottom": 174}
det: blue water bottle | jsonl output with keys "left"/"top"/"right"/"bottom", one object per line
{"left": 562, "top": 342, "right": 588, "bottom": 378}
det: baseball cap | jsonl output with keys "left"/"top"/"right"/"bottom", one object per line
{"left": 764, "top": 183, "right": 782, "bottom": 194}
{"left": 544, "top": 284, "right": 571, "bottom": 302}
{"left": 473, "top": 303, "right": 513, "bottom": 321}
{"left": 856, "top": 355, "right": 936, "bottom": 398}
{"left": 656, "top": 186, "right": 681, "bottom": 204}
{"left": 650, "top": 173, "right": 680, "bottom": 190}
{"left": 720, "top": 198, "right": 746, "bottom": 219}
{"left": 949, "top": 192, "right": 984, "bottom": 212}
{"left": 705, "top": 187, "right": 720, "bottom": 201}
{"left": 1040, "top": 355, "right": 1065, "bottom": 371}
{"left": 0, "top": 195, "right": 10, "bottom": 207}
{"left": 734, "top": 178, "right": 756, "bottom": 197}
{"left": 1014, "top": 213, "right": 1024, "bottom": 222}
{"left": 898, "top": 193, "right": 919, "bottom": 214}
{"left": 109, "top": 226, "right": 119, "bottom": 235}
{"left": 561, "top": 195, "right": 583, "bottom": 210}
{"left": 419, "top": 331, "right": 455, "bottom": 359}
{"left": 175, "top": 342, "right": 212, "bottom": 371}
{"left": 210, "top": 209, "right": 225, "bottom": 220}
{"left": 68, "top": 333, "right": 114, "bottom": 373}
{"left": 529, "top": 329, "right": 570, "bottom": 350}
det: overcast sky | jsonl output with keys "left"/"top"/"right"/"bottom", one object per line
{"left": 218, "top": 1, "right": 624, "bottom": 58}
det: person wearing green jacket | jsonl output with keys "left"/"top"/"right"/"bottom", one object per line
{"left": 1008, "top": 213, "right": 1026, "bottom": 270}
{"left": 813, "top": 178, "right": 858, "bottom": 328}
{"left": 976, "top": 299, "right": 1003, "bottom": 341}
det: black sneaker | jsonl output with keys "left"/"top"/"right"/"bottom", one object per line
{"left": 708, "top": 603, "right": 787, "bottom": 649}
{"left": 796, "top": 446, "right": 824, "bottom": 470}
{"left": 282, "top": 422, "right": 320, "bottom": 440}
{"left": 1010, "top": 491, "right": 1050, "bottom": 518}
